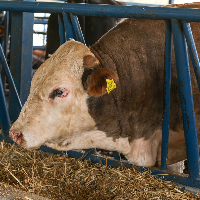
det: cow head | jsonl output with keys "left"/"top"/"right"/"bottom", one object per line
{"left": 9, "top": 40, "right": 118, "bottom": 149}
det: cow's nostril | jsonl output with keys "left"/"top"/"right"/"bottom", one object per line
{"left": 9, "top": 130, "right": 23, "bottom": 145}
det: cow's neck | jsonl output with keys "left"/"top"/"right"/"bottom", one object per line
{"left": 45, "top": 130, "right": 131, "bottom": 155}
{"left": 45, "top": 129, "right": 162, "bottom": 168}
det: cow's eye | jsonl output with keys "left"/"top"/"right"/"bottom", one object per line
{"left": 49, "top": 89, "right": 64, "bottom": 99}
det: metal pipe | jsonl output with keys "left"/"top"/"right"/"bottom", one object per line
{"left": 0, "top": 2, "right": 200, "bottom": 22}
{"left": 34, "top": 20, "right": 48, "bottom": 24}
{"left": 70, "top": 13, "right": 86, "bottom": 45}
{"left": 172, "top": 19, "right": 200, "bottom": 179}
{"left": 58, "top": 14, "right": 66, "bottom": 45}
{"left": 33, "top": 46, "right": 46, "bottom": 50}
{"left": 112, "top": 151, "right": 121, "bottom": 160}
{"left": 182, "top": 22, "right": 200, "bottom": 92}
{"left": 20, "top": 10, "right": 34, "bottom": 105}
{"left": 0, "top": 78, "right": 10, "bottom": 137}
{"left": 161, "top": 20, "right": 172, "bottom": 171}
{"left": 3, "top": 11, "right": 9, "bottom": 58}
{"left": 62, "top": 12, "right": 76, "bottom": 41}
{"left": 0, "top": 44, "right": 22, "bottom": 111}
{"left": 33, "top": 31, "right": 46, "bottom": 35}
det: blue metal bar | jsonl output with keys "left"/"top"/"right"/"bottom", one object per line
{"left": 10, "top": 12, "right": 22, "bottom": 94}
{"left": 43, "top": 15, "right": 47, "bottom": 47}
{"left": 161, "top": 20, "right": 172, "bottom": 171}
{"left": 0, "top": 44, "right": 22, "bottom": 112}
{"left": 3, "top": 11, "right": 9, "bottom": 58}
{"left": 20, "top": 11, "right": 34, "bottom": 105}
{"left": 112, "top": 151, "right": 121, "bottom": 160}
{"left": 58, "top": 14, "right": 66, "bottom": 45}
{"left": 171, "top": 19, "right": 200, "bottom": 179}
{"left": 34, "top": 31, "right": 46, "bottom": 35}
{"left": 39, "top": 145, "right": 66, "bottom": 154}
{"left": 62, "top": 12, "right": 76, "bottom": 41}
{"left": 168, "top": 0, "right": 174, "bottom": 4}
{"left": 34, "top": 20, "right": 48, "bottom": 24}
{"left": 182, "top": 22, "right": 200, "bottom": 92}
{"left": 0, "top": 78, "right": 10, "bottom": 138}
{"left": 82, "top": 149, "right": 95, "bottom": 159}
{"left": 1, "top": 2, "right": 200, "bottom": 22}
{"left": 9, "top": 9, "right": 33, "bottom": 121}
{"left": 70, "top": 13, "right": 86, "bottom": 45}
{"left": 9, "top": 11, "right": 23, "bottom": 122}
{"left": 39, "top": 145, "right": 200, "bottom": 188}
{"left": 34, "top": 17, "right": 49, "bottom": 20}
{"left": 124, "top": 2, "right": 163, "bottom": 6}
{"left": 33, "top": 46, "right": 46, "bottom": 50}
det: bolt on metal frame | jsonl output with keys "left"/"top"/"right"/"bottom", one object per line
{"left": 0, "top": 1, "right": 200, "bottom": 188}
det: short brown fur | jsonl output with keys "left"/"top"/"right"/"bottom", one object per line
{"left": 88, "top": 3, "right": 200, "bottom": 141}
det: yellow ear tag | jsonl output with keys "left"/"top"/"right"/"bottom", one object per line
{"left": 106, "top": 79, "right": 116, "bottom": 94}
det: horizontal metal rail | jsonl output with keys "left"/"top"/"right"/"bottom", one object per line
{"left": 33, "top": 46, "right": 46, "bottom": 50}
{"left": 1, "top": 1, "right": 200, "bottom": 22}
{"left": 34, "top": 20, "right": 48, "bottom": 24}
{"left": 39, "top": 146, "right": 200, "bottom": 188}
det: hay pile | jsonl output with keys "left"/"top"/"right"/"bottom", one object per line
{"left": 0, "top": 140, "right": 199, "bottom": 200}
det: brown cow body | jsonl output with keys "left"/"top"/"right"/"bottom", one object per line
{"left": 10, "top": 3, "right": 200, "bottom": 169}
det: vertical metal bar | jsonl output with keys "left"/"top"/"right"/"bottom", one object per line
{"left": 20, "top": 11, "right": 34, "bottom": 105}
{"left": 70, "top": 13, "right": 86, "bottom": 45}
{"left": 168, "top": 0, "right": 174, "bottom": 4}
{"left": 62, "top": 12, "right": 76, "bottom": 41}
{"left": 42, "top": 13, "right": 47, "bottom": 46}
{"left": 9, "top": 11, "right": 23, "bottom": 122}
{"left": 171, "top": 19, "right": 200, "bottom": 179}
{"left": 3, "top": 11, "right": 9, "bottom": 58}
{"left": 0, "top": 77, "right": 10, "bottom": 138}
{"left": 161, "top": 20, "right": 172, "bottom": 170}
{"left": 9, "top": 7, "right": 33, "bottom": 121}
{"left": 68, "top": 0, "right": 85, "bottom": 38}
{"left": 113, "top": 151, "right": 121, "bottom": 160}
{"left": 182, "top": 22, "right": 200, "bottom": 92}
{"left": 1, "top": 11, "right": 9, "bottom": 91}
{"left": 58, "top": 14, "right": 66, "bottom": 45}
{"left": 0, "top": 44, "right": 22, "bottom": 111}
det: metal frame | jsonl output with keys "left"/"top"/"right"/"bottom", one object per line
{"left": 0, "top": 1, "right": 200, "bottom": 188}
{"left": 0, "top": 2, "right": 200, "bottom": 21}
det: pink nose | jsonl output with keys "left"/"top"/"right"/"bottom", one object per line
{"left": 9, "top": 130, "right": 23, "bottom": 145}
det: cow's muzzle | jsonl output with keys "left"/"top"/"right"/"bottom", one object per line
{"left": 9, "top": 130, "right": 23, "bottom": 145}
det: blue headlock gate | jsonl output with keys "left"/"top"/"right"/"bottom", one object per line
{"left": 0, "top": 1, "right": 200, "bottom": 189}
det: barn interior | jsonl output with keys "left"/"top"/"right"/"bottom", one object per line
{"left": 0, "top": 0, "right": 200, "bottom": 199}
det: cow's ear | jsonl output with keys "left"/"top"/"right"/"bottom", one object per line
{"left": 83, "top": 55, "right": 100, "bottom": 69}
{"left": 87, "top": 68, "right": 119, "bottom": 97}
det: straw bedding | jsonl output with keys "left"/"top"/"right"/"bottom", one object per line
{"left": 0, "top": 135, "right": 200, "bottom": 199}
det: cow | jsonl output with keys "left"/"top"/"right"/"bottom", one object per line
{"left": 9, "top": 3, "right": 200, "bottom": 171}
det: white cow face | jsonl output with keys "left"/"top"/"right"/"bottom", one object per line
{"left": 9, "top": 40, "right": 118, "bottom": 149}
